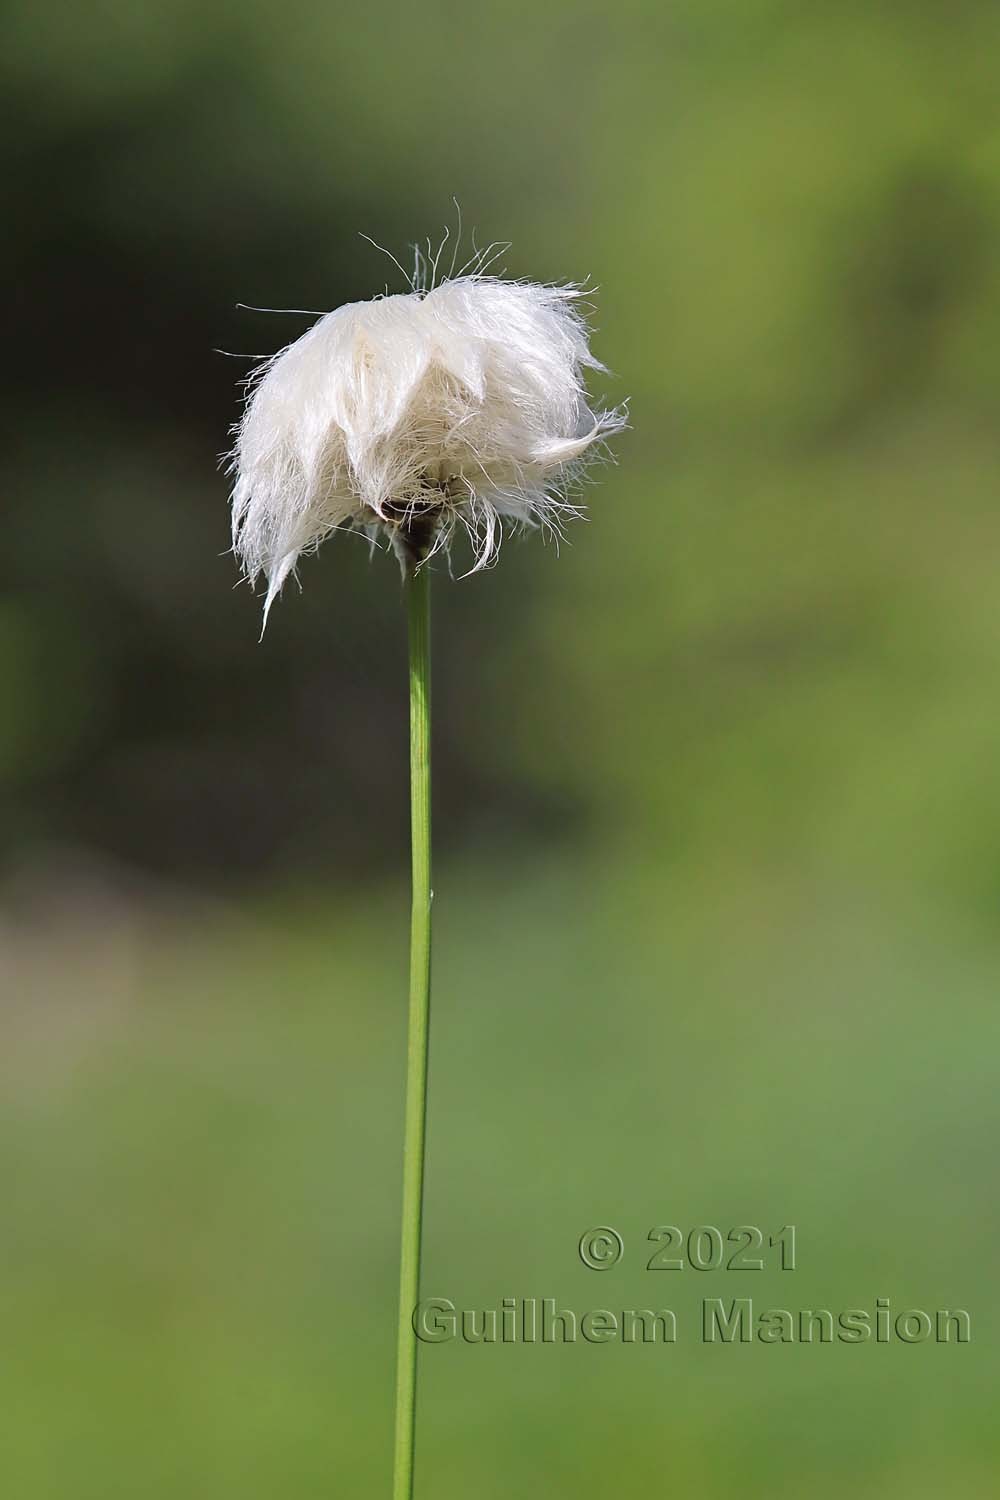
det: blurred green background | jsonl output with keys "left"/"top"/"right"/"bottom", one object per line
{"left": 2, "top": 0, "right": 998, "bottom": 1494}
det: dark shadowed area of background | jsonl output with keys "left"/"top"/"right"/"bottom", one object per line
{"left": 2, "top": 2, "right": 998, "bottom": 1495}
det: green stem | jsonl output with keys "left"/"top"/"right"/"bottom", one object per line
{"left": 392, "top": 560, "right": 432, "bottom": 1500}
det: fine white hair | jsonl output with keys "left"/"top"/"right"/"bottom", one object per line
{"left": 229, "top": 265, "right": 626, "bottom": 623}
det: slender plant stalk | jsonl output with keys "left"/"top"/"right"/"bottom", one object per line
{"left": 392, "top": 560, "right": 432, "bottom": 1500}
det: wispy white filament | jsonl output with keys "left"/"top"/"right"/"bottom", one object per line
{"left": 229, "top": 267, "right": 625, "bottom": 622}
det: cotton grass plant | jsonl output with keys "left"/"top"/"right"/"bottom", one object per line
{"left": 228, "top": 231, "right": 625, "bottom": 1498}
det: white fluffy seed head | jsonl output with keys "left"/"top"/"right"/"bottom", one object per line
{"left": 229, "top": 272, "right": 626, "bottom": 622}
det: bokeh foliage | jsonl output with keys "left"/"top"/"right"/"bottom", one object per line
{"left": 2, "top": 1, "right": 999, "bottom": 1494}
